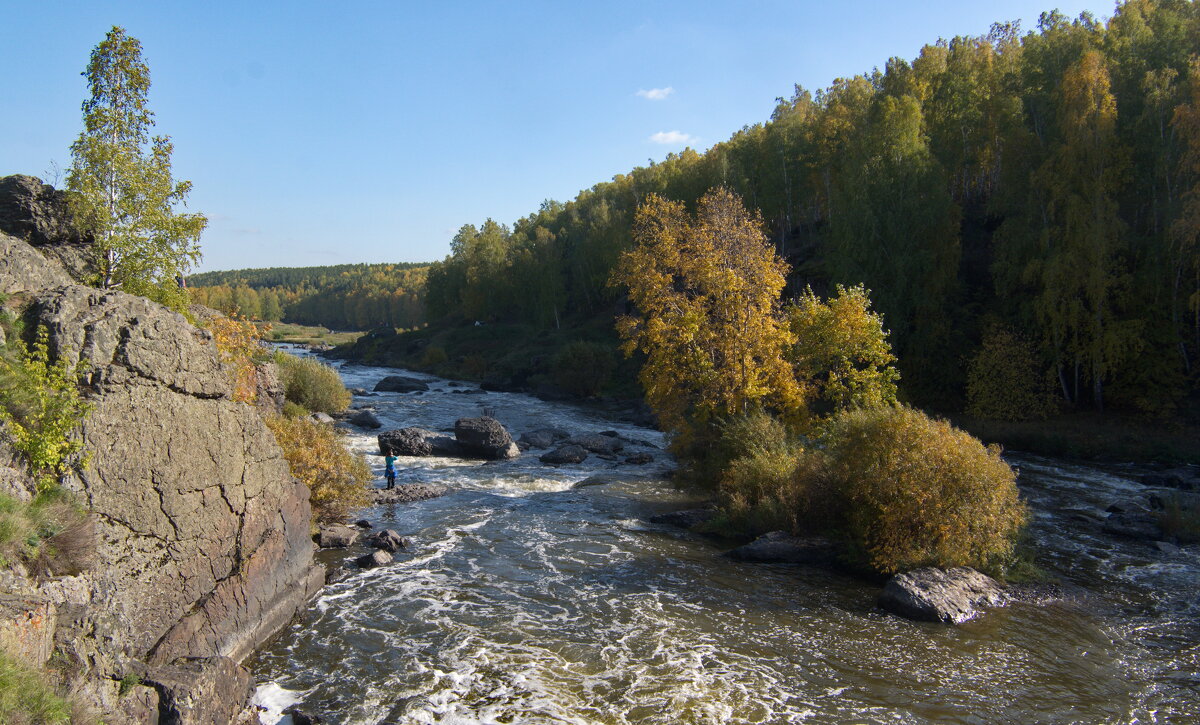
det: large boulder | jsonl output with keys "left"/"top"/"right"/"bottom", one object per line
{"left": 373, "top": 375, "right": 429, "bottom": 393}
{"left": 540, "top": 445, "right": 589, "bottom": 465}
{"left": 366, "top": 529, "right": 408, "bottom": 553}
{"left": 29, "top": 284, "right": 324, "bottom": 687}
{"left": 879, "top": 567, "right": 1007, "bottom": 624}
{"left": 518, "top": 428, "right": 570, "bottom": 449}
{"left": 369, "top": 484, "right": 448, "bottom": 504}
{"left": 455, "top": 416, "right": 519, "bottom": 459}
{"left": 0, "top": 175, "right": 93, "bottom": 281}
{"left": 348, "top": 409, "right": 383, "bottom": 429}
{"left": 317, "top": 525, "right": 360, "bottom": 548}
{"left": 724, "top": 531, "right": 837, "bottom": 565}
{"left": 567, "top": 433, "right": 624, "bottom": 455}
{"left": 378, "top": 427, "right": 464, "bottom": 457}
{"left": 0, "top": 232, "right": 72, "bottom": 294}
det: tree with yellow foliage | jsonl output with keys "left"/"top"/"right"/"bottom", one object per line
{"left": 612, "top": 188, "right": 803, "bottom": 437}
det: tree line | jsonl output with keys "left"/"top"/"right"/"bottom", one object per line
{"left": 424, "top": 1, "right": 1200, "bottom": 417}
{"left": 190, "top": 263, "right": 427, "bottom": 330}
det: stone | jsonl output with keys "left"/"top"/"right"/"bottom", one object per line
{"left": 253, "top": 362, "right": 285, "bottom": 416}
{"left": 366, "top": 529, "right": 409, "bottom": 553}
{"left": 378, "top": 427, "right": 464, "bottom": 457}
{"left": 142, "top": 656, "right": 253, "bottom": 725}
{"left": 519, "top": 428, "right": 571, "bottom": 449}
{"left": 0, "top": 594, "right": 56, "bottom": 666}
{"left": 0, "top": 176, "right": 93, "bottom": 282}
{"left": 354, "top": 519, "right": 373, "bottom": 529}
{"left": 1154, "top": 540, "right": 1180, "bottom": 555}
{"left": 649, "top": 508, "right": 715, "bottom": 529}
{"left": 540, "top": 445, "right": 589, "bottom": 465}
{"left": 356, "top": 550, "right": 393, "bottom": 569}
{"left": 373, "top": 375, "right": 429, "bottom": 393}
{"left": 349, "top": 409, "right": 383, "bottom": 429}
{"left": 455, "top": 416, "right": 520, "bottom": 459}
{"left": 1102, "top": 512, "right": 1164, "bottom": 541}
{"left": 310, "top": 412, "right": 336, "bottom": 424}
{"left": 369, "top": 484, "right": 448, "bottom": 504}
{"left": 567, "top": 433, "right": 624, "bottom": 455}
{"left": 1141, "top": 467, "right": 1200, "bottom": 492}
{"left": 725, "top": 532, "right": 837, "bottom": 565}
{"left": 624, "top": 452, "right": 654, "bottom": 465}
{"left": 879, "top": 567, "right": 1008, "bottom": 624}
{"left": 283, "top": 705, "right": 325, "bottom": 725}
{"left": 318, "top": 525, "right": 360, "bottom": 548}
{"left": 350, "top": 388, "right": 369, "bottom": 396}
{"left": 0, "top": 232, "right": 71, "bottom": 294}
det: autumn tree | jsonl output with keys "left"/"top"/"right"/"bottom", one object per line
{"left": 611, "top": 188, "right": 803, "bottom": 438}
{"left": 67, "top": 26, "right": 206, "bottom": 310}
{"left": 1172, "top": 54, "right": 1200, "bottom": 375}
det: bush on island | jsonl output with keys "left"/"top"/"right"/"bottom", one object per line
{"left": 275, "top": 352, "right": 351, "bottom": 414}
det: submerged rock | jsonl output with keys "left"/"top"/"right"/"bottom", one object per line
{"left": 1102, "top": 512, "right": 1164, "bottom": 541}
{"left": 725, "top": 531, "right": 837, "bottom": 565}
{"left": 567, "top": 433, "right": 624, "bottom": 455}
{"left": 373, "top": 375, "right": 430, "bottom": 393}
{"left": 455, "top": 416, "right": 520, "bottom": 459}
{"left": 649, "top": 508, "right": 715, "bottom": 529}
{"left": 540, "top": 445, "right": 589, "bottom": 465}
{"left": 519, "top": 428, "right": 571, "bottom": 449}
{"left": 879, "top": 567, "right": 1007, "bottom": 624}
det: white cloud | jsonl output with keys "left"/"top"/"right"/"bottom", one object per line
{"left": 649, "top": 130, "right": 697, "bottom": 145}
{"left": 636, "top": 87, "right": 674, "bottom": 101}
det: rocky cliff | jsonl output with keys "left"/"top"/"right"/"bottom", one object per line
{"left": 0, "top": 176, "right": 322, "bottom": 723}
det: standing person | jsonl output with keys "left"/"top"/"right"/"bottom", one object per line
{"left": 385, "top": 453, "right": 397, "bottom": 489}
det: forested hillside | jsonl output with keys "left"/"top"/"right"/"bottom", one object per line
{"left": 190, "top": 263, "right": 427, "bottom": 330}
{"left": 422, "top": 2, "right": 1200, "bottom": 416}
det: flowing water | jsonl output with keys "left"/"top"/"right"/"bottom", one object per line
{"left": 247, "top": 354, "right": 1199, "bottom": 724}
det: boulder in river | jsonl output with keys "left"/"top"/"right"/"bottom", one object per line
{"left": 724, "top": 531, "right": 837, "bottom": 565}
{"left": 879, "top": 567, "right": 1007, "bottom": 624}
{"left": 356, "top": 550, "right": 393, "bottom": 569}
{"left": 367, "top": 529, "right": 409, "bottom": 553}
{"left": 1102, "top": 512, "right": 1164, "bottom": 541}
{"left": 369, "top": 484, "right": 448, "bottom": 504}
{"left": 540, "top": 444, "right": 589, "bottom": 465}
{"left": 317, "top": 525, "right": 359, "bottom": 548}
{"left": 624, "top": 452, "right": 654, "bottom": 465}
{"left": 378, "top": 427, "right": 464, "bottom": 457}
{"left": 567, "top": 433, "right": 624, "bottom": 455}
{"left": 348, "top": 409, "right": 382, "bottom": 429}
{"left": 454, "top": 416, "right": 520, "bottom": 459}
{"left": 373, "top": 375, "right": 430, "bottom": 393}
{"left": 519, "top": 428, "right": 571, "bottom": 449}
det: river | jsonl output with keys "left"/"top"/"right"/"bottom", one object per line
{"left": 246, "top": 354, "right": 1199, "bottom": 724}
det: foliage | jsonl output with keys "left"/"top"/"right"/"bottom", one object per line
{"left": 190, "top": 263, "right": 427, "bottom": 330}
{"left": 0, "top": 488, "right": 91, "bottom": 574}
{"left": 822, "top": 405, "right": 1027, "bottom": 575}
{"left": 418, "top": 345, "right": 448, "bottom": 369}
{"left": 274, "top": 352, "right": 351, "bottom": 414}
{"left": 264, "top": 415, "right": 370, "bottom": 524}
{"left": 612, "top": 188, "right": 803, "bottom": 438}
{"left": 0, "top": 650, "right": 71, "bottom": 724}
{"left": 206, "top": 314, "right": 266, "bottom": 404}
{"left": 66, "top": 26, "right": 206, "bottom": 308}
{"left": 966, "top": 323, "right": 1057, "bottom": 421}
{"left": 709, "top": 410, "right": 814, "bottom": 535}
{"left": 0, "top": 328, "right": 92, "bottom": 489}
{"left": 787, "top": 284, "right": 899, "bottom": 415}
{"left": 551, "top": 341, "right": 615, "bottom": 397}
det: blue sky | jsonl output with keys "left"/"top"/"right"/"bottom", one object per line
{"left": 2, "top": 1, "right": 1108, "bottom": 272}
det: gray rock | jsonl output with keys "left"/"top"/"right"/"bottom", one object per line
{"left": 649, "top": 508, "right": 715, "bottom": 529}
{"left": 143, "top": 656, "right": 253, "bottom": 725}
{"left": 624, "top": 452, "right": 654, "bottom": 465}
{"left": 350, "top": 388, "right": 369, "bottom": 396}
{"left": 318, "top": 525, "right": 360, "bottom": 548}
{"left": 567, "top": 433, "right": 624, "bottom": 455}
{"left": 349, "top": 409, "right": 383, "bottom": 429}
{"left": 879, "top": 567, "right": 1008, "bottom": 624}
{"left": 1154, "top": 540, "right": 1181, "bottom": 555}
{"left": 366, "top": 529, "right": 408, "bottom": 553}
{"left": 519, "top": 428, "right": 571, "bottom": 449}
{"left": 373, "top": 375, "right": 430, "bottom": 393}
{"left": 455, "top": 416, "right": 519, "bottom": 459}
{"left": 0, "top": 232, "right": 71, "bottom": 294}
{"left": 369, "top": 484, "right": 448, "bottom": 504}
{"left": 0, "top": 175, "right": 93, "bottom": 282}
{"left": 283, "top": 706, "right": 325, "bottom": 725}
{"left": 378, "top": 427, "right": 464, "bottom": 457}
{"left": 725, "top": 531, "right": 837, "bottom": 565}
{"left": 540, "top": 445, "right": 589, "bottom": 465}
{"left": 357, "top": 549, "right": 393, "bottom": 568}
{"left": 0, "top": 594, "right": 55, "bottom": 666}
{"left": 253, "top": 362, "right": 285, "bottom": 416}
{"left": 1102, "top": 512, "right": 1164, "bottom": 541}
{"left": 310, "top": 412, "right": 336, "bottom": 424}
{"left": 1141, "top": 467, "right": 1200, "bottom": 492}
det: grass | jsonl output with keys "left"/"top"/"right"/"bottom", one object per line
{"left": 0, "top": 650, "right": 71, "bottom": 724}
{"left": 261, "top": 322, "right": 364, "bottom": 347}
{"left": 955, "top": 412, "right": 1200, "bottom": 464}
{"left": 0, "top": 489, "right": 91, "bottom": 574}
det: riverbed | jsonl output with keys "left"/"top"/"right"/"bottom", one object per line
{"left": 246, "top": 355, "right": 1199, "bottom": 724}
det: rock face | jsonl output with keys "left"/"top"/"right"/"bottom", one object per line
{"left": 373, "top": 375, "right": 430, "bottom": 393}
{"left": 454, "top": 416, "right": 519, "bottom": 459}
{"left": 0, "top": 175, "right": 94, "bottom": 281}
{"left": 379, "top": 427, "right": 463, "bottom": 457}
{"left": 724, "top": 531, "right": 837, "bottom": 565}
{"left": 879, "top": 567, "right": 1008, "bottom": 624}
{"left": 0, "top": 231, "right": 72, "bottom": 294}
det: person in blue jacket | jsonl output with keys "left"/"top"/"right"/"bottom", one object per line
{"left": 385, "top": 453, "right": 397, "bottom": 489}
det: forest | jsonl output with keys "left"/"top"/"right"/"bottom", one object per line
{"left": 190, "top": 263, "right": 427, "bottom": 330}
{"left": 418, "top": 1, "right": 1200, "bottom": 418}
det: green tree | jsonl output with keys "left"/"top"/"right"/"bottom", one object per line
{"left": 67, "top": 26, "right": 206, "bottom": 308}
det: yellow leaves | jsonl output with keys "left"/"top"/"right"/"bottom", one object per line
{"left": 264, "top": 415, "right": 370, "bottom": 524}
{"left": 206, "top": 314, "right": 266, "bottom": 404}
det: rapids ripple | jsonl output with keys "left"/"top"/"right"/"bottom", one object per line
{"left": 247, "top": 353, "right": 1199, "bottom": 724}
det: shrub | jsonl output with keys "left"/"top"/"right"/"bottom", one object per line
{"left": 0, "top": 650, "right": 71, "bottom": 724}
{"left": 207, "top": 314, "right": 268, "bottom": 404}
{"left": 274, "top": 353, "right": 350, "bottom": 414}
{"left": 822, "top": 405, "right": 1027, "bottom": 575}
{"left": 265, "top": 415, "right": 370, "bottom": 523}
{"left": 552, "top": 341, "right": 616, "bottom": 397}
{"left": 419, "top": 345, "right": 448, "bottom": 369}
{"left": 0, "top": 326, "right": 92, "bottom": 489}
{"left": 966, "top": 323, "right": 1057, "bottom": 421}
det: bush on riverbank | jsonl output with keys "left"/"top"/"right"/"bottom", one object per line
{"left": 274, "top": 353, "right": 351, "bottom": 414}
{"left": 714, "top": 412, "right": 814, "bottom": 535}
{"left": 822, "top": 405, "right": 1027, "bottom": 575}
{"left": 265, "top": 415, "right": 370, "bottom": 523}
